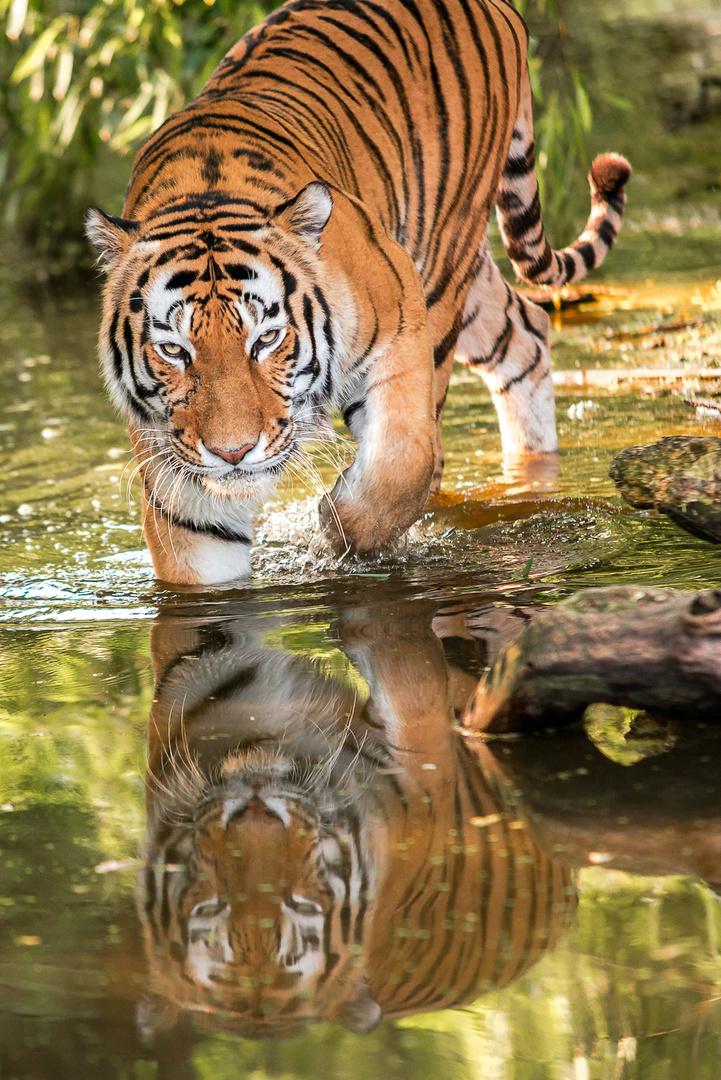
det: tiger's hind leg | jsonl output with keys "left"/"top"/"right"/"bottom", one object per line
{"left": 455, "top": 249, "right": 558, "bottom": 458}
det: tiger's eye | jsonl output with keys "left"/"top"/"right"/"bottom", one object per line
{"left": 258, "top": 329, "right": 279, "bottom": 345}
{"left": 158, "top": 342, "right": 188, "bottom": 361}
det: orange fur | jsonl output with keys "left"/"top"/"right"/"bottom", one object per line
{"left": 87, "top": 0, "right": 628, "bottom": 584}
{"left": 138, "top": 601, "right": 576, "bottom": 1037}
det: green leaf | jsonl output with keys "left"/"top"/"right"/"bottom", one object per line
{"left": 573, "top": 73, "right": 593, "bottom": 133}
{"left": 10, "top": 14, "right": 71, "bottom": 84}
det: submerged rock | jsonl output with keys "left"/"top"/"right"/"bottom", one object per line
{"left": 468, "top": 508, "right": 633, "bottom": 578}
{"left": 610, "top": 435, "right": 721, "bottom": 543}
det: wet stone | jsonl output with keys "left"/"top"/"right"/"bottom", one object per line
{"left": 610, "top": 435, "right": 721, "bottom": 543}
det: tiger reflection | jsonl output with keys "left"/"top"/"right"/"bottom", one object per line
{"left": 139, "top": 599, "right": 575, "bottom": 1039}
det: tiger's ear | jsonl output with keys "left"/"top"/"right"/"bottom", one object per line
{"left": 336, "top": 981, "right": 382, "bottom": 1035}
{"left": 273, "top": 182, "right": 333, "bottom": 246}
{"left": 84, "top": 206, "right": 138, "bottom": 269}
{"left": 136, "top": 993, "right": 180, "bottom": 1043}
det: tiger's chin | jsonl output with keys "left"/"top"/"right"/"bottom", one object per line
{"left": 201, "top": 470, "right": 277, "bottom": 502}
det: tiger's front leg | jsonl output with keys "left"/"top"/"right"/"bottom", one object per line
{"left": 320, "top": 323, "right": 436, "bottom": 555}
{"left": 129, "top": 426, "right": 255, "bottom": 586}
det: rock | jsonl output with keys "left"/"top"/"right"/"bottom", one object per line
{"left": 464, "top": 585, "right": 721, "bottom": 734}
{"left": 609, "top": 434, "right": 721, "bottom": 543}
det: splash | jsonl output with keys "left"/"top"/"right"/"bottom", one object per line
{"left": 253, "top": 496, "right": 436, "bottom": 583}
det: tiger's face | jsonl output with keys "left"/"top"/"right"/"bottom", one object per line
{"left": 140, "top": 748, "right": 381, "bottom": 1038}
{"left": 86, "top": 184, "right": 348, "bottom": 505}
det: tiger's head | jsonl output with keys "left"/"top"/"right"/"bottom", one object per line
{"left": 85, "top": 184, "right": 350, "bottom": 510}
{"left": 140, "top": 742, "right": 382, "bottom": 1040}
{"left": 138, "top": 603, "right": 578, "bottom": 1041}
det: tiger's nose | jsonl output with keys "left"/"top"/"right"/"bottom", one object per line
{"left": 208, "top": 443, "right": 255, "bottom": 465}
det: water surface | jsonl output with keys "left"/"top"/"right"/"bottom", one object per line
{"left": 2, "top": 5, "right": 721, "bottom": 1074}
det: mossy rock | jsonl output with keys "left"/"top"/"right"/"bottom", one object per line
{"left": 610, "top": 435, "right": 721, "bottom": 544}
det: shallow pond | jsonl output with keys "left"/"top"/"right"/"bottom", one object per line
{"left": 3, "top": 3, "right": 721, "bottom": 1076}
{"left": 2, "top": 262, "right": 720, "bottom": 1077}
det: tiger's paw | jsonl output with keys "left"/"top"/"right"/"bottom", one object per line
{"left": 318, "top": 490, "right": 406, "bottom": 557}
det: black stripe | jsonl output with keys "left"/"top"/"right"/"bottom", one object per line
{"left": 433, "top": 310, "right": 463, "bottom": 370}
{"left": 471, "top": 315, "right": 513, "bottom": 370}
{"left": 517, "top": 296, "right": 548, "bottom": 342}
{"left": 598, "top": 219, "right": 617, "bottom": 247}
{"left": 196, "top": 665, "right": 260, "bottom": 706}
{"left": 109, "top": 309, "right": 123, "bottom": 384}
{"left": 575, "top": 242, "right": 596, "bottom": 271}
{"left": 122, "top": 313, "right": 157, "bottom": 407}
{"left": 147, "top": 486, "right": 251, "bottom": 544}
{"left": 166, "top": 269, "right": 198, "bottom": 290}
{"left": 521, "top": 243, "right": 554, "bottom": 278}
{"left": 299, "top": 293, "right": 320, "bottom": 382}
{"left": 312, "top": 284, "right": 335, "bottom": 396}
{"left": 342, "top": 400, "right": 364, "bottom": 427}
{"left": 498, "top": 344, "right": 543, "bottom": 393}
{"left": 225, "top": 264, "right": 258, "bottom": 281}
{"left": 107, "top": 317, "right": 150, "bottom": 421}
{"left": 154, "top": 626, "right": 233, "bottom": 697}
{"left": 500, "top": 191, "right": 542, "bottom": 239}
{"left": 562, "top": 251, "right": 577, "bottom": 280}
{"left": 504, "top": 143, "right": 536, "bottom": 178}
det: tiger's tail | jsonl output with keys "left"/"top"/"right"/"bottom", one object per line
{"left": 496, "top": 75, "right": 631, "bottom": 289}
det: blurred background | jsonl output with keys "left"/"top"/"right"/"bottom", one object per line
{"left": 0, "top": 0, "right": 720, "bottom": 279}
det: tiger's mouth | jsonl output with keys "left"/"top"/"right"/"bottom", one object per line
{"left": 197, "top": 453, "right": 292, "bottom": 498}
{"left": 171, "top": 441, "right": 296, "bottom": 482}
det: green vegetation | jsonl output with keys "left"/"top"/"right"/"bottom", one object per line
{"left": 0, "top": 0, "right": 597, "bottom": 272}
{"left": 0, "top": 0, "right": 274, "bottom": 264}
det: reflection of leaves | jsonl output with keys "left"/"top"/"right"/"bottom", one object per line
{"left": 0, "top": 626, "right": 152, "bottom": 860}
{"left": 400, "top": 874, "right": 721, "bottom": 1071}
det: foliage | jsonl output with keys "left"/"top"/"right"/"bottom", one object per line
{"left": 515, "top": 0, "right": 597, "bottom": 232}
{"left": 0, "top": 0, "right": 600, "bottom": 269}
{"left": 0, "top": 625, "right": 152, "bottom": 857}
{"left": 0, "top": 0, "right": 273, "bottom": 266}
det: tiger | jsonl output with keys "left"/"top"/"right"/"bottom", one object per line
{"left": 137, "top": 596, "right": 576, "bottom": 1039}
{"left": 85, "top": 0, "right": 630, "bottom": 584}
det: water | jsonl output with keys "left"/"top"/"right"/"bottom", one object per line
{"left": 3, "top": 5, "right": 721, "bottom": 1077}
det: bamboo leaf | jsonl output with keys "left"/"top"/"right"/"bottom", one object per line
{"left": 6, "top": 0, "right": 28, "bottom": 41}
{"left": 10, "top": 15, "right": 70, "bottom": 84}
{"left": 52, "top": 47, "right": 73, "bottom": 102}
{"left": 109, "top": 114, "right": 154, "bottom": 149}
{"left": 574, "top": 73, "right": 593, "bottom": 133}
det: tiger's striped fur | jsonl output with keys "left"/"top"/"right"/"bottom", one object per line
{"left": 137, "top": 600, "right": 576, "bottom": 1038}
{"left": 86, "top": 0, "right": 630, "bottom": 584}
